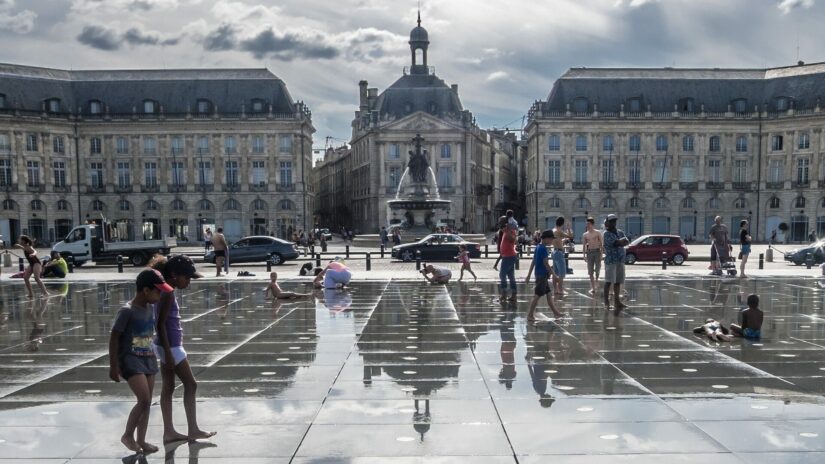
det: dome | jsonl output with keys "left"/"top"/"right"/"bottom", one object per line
{"left": 409, "top": 25, "right": 429, "bottom": 43}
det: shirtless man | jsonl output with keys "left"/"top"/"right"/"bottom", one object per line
{"left": 582, "top": 217, "right": 604, "bottom": 296}
{"left": 211, "top": 227, "right": 228, "bottom": 277}
{"left": 551, "top": 217, "right": 573, "bottom": 297}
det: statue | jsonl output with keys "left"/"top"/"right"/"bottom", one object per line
{"left": 407, "top": 133, "right": 429, "bottom": 183}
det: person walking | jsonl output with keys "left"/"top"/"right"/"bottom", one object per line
{"left": 603, "top": 214, "right": 629, "bottom": 312}
{"left": 524, "top": 230, "right": 562, "bottom": 322}
{"left": 203, "top": 228, "right": 212, "bottom": 252}
{"left": 392, "top": 228, "right": 402, "bottom": 246}
{"left": 582, "top": 217, "right": 604, "bottom": 296}
{"left": 551, "top": 217, "right": 573, "bottom": 297}
{"left": 379, "top": 226, "right": 389, "bottom": 249}
{"left": 709, "top": 216, "right": 731, "bottom": 275}
{"left": 739, "top": 220, "right": 752, "bottom": 278}
{"left": 211, "top": 227, "right": 228, "bottom": 277}
{"left": 16, "top": 235, "right": 49, "bottom": 298}
{"left": 498, "top": 216, "right": 518, "bottom": 302}
{"left": 456, "top": 245, "right": 477, "bottom": 282}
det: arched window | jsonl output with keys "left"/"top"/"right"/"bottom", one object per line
{"left": 548, "top": 197, "right": 560, "bottom": 209}
{"left": 57, "top": 199, "right": 69, "bottom": 211}
{"left": 654, "top": 198, "right": 670, "bottom": 210}
{"left": 145, "top": 200, "right": 159, "bottom": 211}
{"left": 199, "top": 199, "right": 213, "bottom": 211}
{"left": 601, "top": 197, "right": 615, "bottom": 208}
{"left": 252, "top": 199, "right": 267, "bottom": 210}
{"left": 30, "top": 199, "right": 44, "bottom": 211}
{"left": 707, "top": 197, "right": 721, "bottom": 210}
{"left": 2, "top": 199, "right": 15, "bottom": 210}
{"left": 119, "top": 200, "right": 131, "bottom": 211}
{"left": 143, "top": 99, "right": 156, "bottom": 114}
{"left": 171, "top": 199, "right": 186, "bottom": 211}
{"left": 769, "top": 197, "right": 780, "bottom": 209}
{"left": 572, "top": 97, "right": 588, "bottom": 113}
{"left": 629, "top": 197, "right": 641, "bottom": 209}
{"left": 795, "top": 196, "right": 806, "bottom": 208}
{"left": 279, "top": 199, "right": 293, "bottom": 210}
{"left": 574, "top": 198, "right": 590, "bottom": 210}
{"left": 734, "top": 197, "right": 748, "bottom": 209}
{"left": 224, "top": 198, "right": 240, "bottom": 210}
{"left": 656, "top": 135, "right": 668, "bottom": 152}
{"left": 682, "top": 135, "right": 694, "bottom": 152}
{"left": 92, "top": 200, "right": 105, "bottom": 211}
{"left": 682, "top": 197, "right": 695, "bottom": 209}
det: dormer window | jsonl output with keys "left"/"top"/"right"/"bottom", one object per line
{"left": 403, "top": 102, "right": 413, "bottom": 114}
{"left": 572, "top": 97, "right": 588, "bottom": 113}
{"left": 46, "top": 98, "right": 61, "bottom": 113}
{"left": 197, "top": 99, "right": 212, "bottom": 114}
{"left": 678, "top": 97, "right": 695, "bottom": 113}
{"left": 0, "top": 94, "right": 5, "bottom": 109}
{"left": 732, "top": 98, "right": 747, "bottom": 113}
{"left": 251, "top": 99, "right": 265, "bottom": 113}
{"left": 775, "top": 97, "right": 789, "bottom": 111}
{"left": 627, "top": 97, "right": 642, "bottom": 113}
{"left": 427, "top": 102, "right": 438, "bottom": 115}
{"left": 89, "top": 100, "right": 102, "bottom": 115}
{"left": 143, "top": 100, "right": 156, "bottom": 114}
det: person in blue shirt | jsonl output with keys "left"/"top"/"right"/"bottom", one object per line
{"left": 602, "top": 214, "right": 629, "bottom": 312}
{"left": 525, "top": 230, "right": 562, "bottom": 323}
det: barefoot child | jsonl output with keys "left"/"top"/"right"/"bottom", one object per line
{"left": 730, "top": 294, "right": 763, "bottom": 339}
{"left": 109, "top": 269, "right": 174, "bottom": 454}
{"left": 16, "top": 235, "right": 49, "bottom": 298}
{"left": 456, "top": 245, "right": 477, "bottom": 282}
{"left": 265, "top": 272, "right": 312, "bottom": 299}
{"left": 150, "top": 255, "right": 216, "bottom": 444}
{"left": 524, "top": 230, "right": 563, "bottom": 322}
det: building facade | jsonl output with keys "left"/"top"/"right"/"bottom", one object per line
{"left": 0, "top": 64, "right": 314, "bottom": 245}
{"left": 525, "top": 64, "right": 825, "bottom": 243}
{"left": 314, "top": 145, "right": 353, "bottom": 232}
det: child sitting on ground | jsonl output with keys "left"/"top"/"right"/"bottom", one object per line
{"left": 265, "top": 272, "right": 312, "bottom": 299}
{"left": 456, "top": 245, "right": 477, "bottom": 282}
{"left": 693, "top": 318, "right": 733, "bottom": 342}
{"left": 730, "top": 294, "right": 763, "bottom": 339}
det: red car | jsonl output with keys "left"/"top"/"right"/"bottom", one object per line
{"left": 625, "top": 234, "right": 689, "bottom": 265}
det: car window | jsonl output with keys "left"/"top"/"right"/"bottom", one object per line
{"left": 233, "top": 239, "right": 249, "bottom": 248}
{"left": 249, "top": 238, "right": 272, "bottom": 246}
{"left": 69, "top": 228, "right": 85, "bottom": 242}
{"left": 643, "top": 238, "right": 654, "bottom": 245}
{"left": 661, "top": 237, "right": 671, "bottom": 245}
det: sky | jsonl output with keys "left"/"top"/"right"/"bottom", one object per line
{"left": 0, "top": 0, "right": 823, "bottom": 149}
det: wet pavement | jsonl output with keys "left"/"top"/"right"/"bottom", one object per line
{"left": 1, "top": 276, "right": 825, "bottom": 463}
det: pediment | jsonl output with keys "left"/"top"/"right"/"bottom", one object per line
{"left": 382, "top": 112, "right": 463, "bottom": 132}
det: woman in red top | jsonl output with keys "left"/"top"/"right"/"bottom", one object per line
{"left": 498, "top": 217, "right": 518, "bottom": 301}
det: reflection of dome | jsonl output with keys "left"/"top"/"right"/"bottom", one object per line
{"left": 409, "top": 26, "right": 429, "bottom": 44}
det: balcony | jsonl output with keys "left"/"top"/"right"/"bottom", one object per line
{"left": 706, "top": 181, "right": 724, "bottom": 190}
{"left": 276, "top": 184, "right": 295, "bottom": 192}
{"left": 627, "top": 182, "right": 644, "bottom": 190}
{"left": 115, "top": 185, "right": 133, "bottom": 194}
{"left": 223, "top": 183, "right": 241, "bottom": 192}
{"left": 167, "top": 184, "right": 187, "bottom": 193}
{"left": 733, "top": 182, "right": 754, "bottom": 191}
{"left": 195, "top": 184, "right": 214, "bottom": 193}
{"left": 1, "top": 183, "right": 17, "bottom": 192}
{"left": 53, "top": 185, "right": 70, "bottom": 193}
{"left": 26, "top": 184, "right": 45, "bottom": 193}
{"left": 171, "top": 148, "right": 184, "bottom": 155}
{"left": 679, "top": 182, "right": 698, "bottom": 191}
{"left": 765, "top": 181, "right": 784, "bottom": 190}
{"left": 141, "top": 184, "right": 160, "bottom": 193}
{"left": 249, "top": 183, "right": 268, "bottom": 192}
{"left": 86, "top": 185, "right": 106, "bottom": 193}
{"left": 794, "top": 181, "right": 811, "bottom": 189}
{"left": 653, "top": 182, "right": 672, "bottom": 190}
{"left": 572, "top": 182, "right": 591, "bottom": 190}
{"left": 599, "top": 181, "right": 618, "bottom": 190}
{"left": 545, "top": 182, "right": 564, "bottom": 189}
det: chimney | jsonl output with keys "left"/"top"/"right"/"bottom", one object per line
{"left": 359, "top": 80, "right": 368, "bottom": 111}
{"left": 451, "top": 84, "right": 458, "bottom": 94}
{"left": 368, "top": 88, "right": 378, "bottom": 99}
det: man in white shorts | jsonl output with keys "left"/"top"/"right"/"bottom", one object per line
{"left": 582, "top": 217, "right": 604, "bottom": 296}
{"left": 421, "top": 264, "right": 451, "bottom": 284}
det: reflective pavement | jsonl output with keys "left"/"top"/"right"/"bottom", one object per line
{"left": 1, "top": 277, "right": 825, "bottom": 462}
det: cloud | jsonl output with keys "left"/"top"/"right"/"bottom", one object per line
{"left": 77, "top": 25, "right": 121, "bottom": 50}
{"left": 778, "top": 0, "right": 815, "bottom": 13}
{"left": 486, "top": 71, "right": 511, "bottom": 82}
{"left": 203, "top": 23, "right": 236, "bottom": 51}
{"left": 0, "top": 0, "right": 37, "bottom": 33}
{"left": 240, "top": 28, "right": 339, "bottom": 60}
{"left": 614, "top": 0, "right": 659, "bottom": 6}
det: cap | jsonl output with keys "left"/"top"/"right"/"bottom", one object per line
{"left": 166, "top": 254, "right": 203, "bottom": 279}
{"left": 540, "top": 229, "right": 554, "bottom": 239}
{"left": 136, "top": 269, "right": 174, "bottom": 293}
{"left": 606, "top": 214, "right": 618, "bottom": 221}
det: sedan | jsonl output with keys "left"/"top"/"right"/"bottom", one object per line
{"left": 625, "top": 234, "right": 689, "bottom": 265}
{"left": 784, "top": 240, "right": 825, "bottom": 265}
{"left": 204, "top": 236, "right": 300, "bottom": 265}
{"left": 392, "top": 233, "right": 481, "bottom": 262}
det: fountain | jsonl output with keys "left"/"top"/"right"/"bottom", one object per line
{"left": 387, "top": 133, "right": 451, "bottom": 235}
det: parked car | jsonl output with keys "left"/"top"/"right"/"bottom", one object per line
{"left": 784, "top": 240, "right": 825, "bottom": 265}
{"left": 392, "top": 233, "right": 481, "bottom": 262}
{"left": 625, "top": 234, "right": 689, "bottom": 265}
{"left": 204, "top": 236, "right": 299, "bottom": 265}
{"left": 317, "top": 228, "right": 333, "bottom": 241}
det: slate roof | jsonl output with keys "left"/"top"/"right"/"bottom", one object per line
{"left": 372, "top": 73, "right": 463, "bottom": 119}
{"left": 0, "top": 63, "right": 297, "bottom": 115}
{"left": 544, "top": 62, "right": 825, "bottom": 113}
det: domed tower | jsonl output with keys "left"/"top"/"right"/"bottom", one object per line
{"left": 409, "top": 11, "right": 429, "bottom": 75}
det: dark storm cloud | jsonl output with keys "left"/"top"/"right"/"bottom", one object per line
{"left": 77, "top": 25, "right": 120, "bottom": 50}
{"left": 128, "top": 0, "right": 152, "bottom": 11}
{"left": 123, "top": 27, "right": 159, "bottom": 45}
{"left": 239, "top": 28, "right": 339, "bottom": 60}
{"left": 203, "top": 23, "right": 236, "bottom": 51}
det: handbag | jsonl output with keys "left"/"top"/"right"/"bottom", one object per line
{"left": 737, "top": 251, "right": 743, "bottom": 259}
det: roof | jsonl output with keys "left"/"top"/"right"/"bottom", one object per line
{"left": 0, "top": 62, "right": 297, "bottom": 115}
{"left": 544, "top": 62, "right": 825, "bottom": 113}
{"left": 371, "top": 73, "right": 463, "bottom": 119}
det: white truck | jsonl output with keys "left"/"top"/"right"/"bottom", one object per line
{"left": 52, "top": 222, "right": 177, "bottom": 267}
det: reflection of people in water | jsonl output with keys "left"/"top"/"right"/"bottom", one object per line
{"left": 26, "top": 297, "right": 48, "bottom": 351}
{"left": 320, "top": 288, "right": 353, "bottom": 313}
{"left": 412, "top": 399, "right": 431, "bottom": 441}
{"left": 498, "top": 303, "right": 517, "bottom": 389}
{"left": 524, "top": 323, "right": 558, "bottom": 407}
{"left": 313, "top": 260, "right": 352, "bottom": 289}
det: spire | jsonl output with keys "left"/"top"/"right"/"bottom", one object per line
{"left": 417, "top": 9, "right": 421, "bottom": 27}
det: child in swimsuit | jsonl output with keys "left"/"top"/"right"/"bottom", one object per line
{"left": 16, "top": 235, "right": 49, "bottom": 298}
{"left": 456, "top": 245, "right": 476, "bottom": 282}
{"left": 265, "top": 272, "right": 312, "bottom": 299}
{"left": 730, "top": 294, "right": 763, "bottom": 339}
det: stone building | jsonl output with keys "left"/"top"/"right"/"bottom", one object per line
{"left": 525, "top": 63, "right": 825, "bottom": 243}
{"left": 342, "top": 17, "right": 513, "bottom": 234}
{"left": 314, "top": 145, "right": 353, "bottom": 232}
{"left": 0, "top": 63, "right": 314, "bottom": 245}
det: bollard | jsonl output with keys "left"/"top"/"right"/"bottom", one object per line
{"left": 416, "top": 249, "right": 422, "bottom": 270}
{"left": 266, "top": 259, "right": 272, "bottom": 272}
{"left": 380, "top": 245, "right": 385, "bottom": 258}
{"left": 565, "top": 252, "right": 570, "bottom": 270}
{"left": 303, "top": 247, "right": 307, "bottom": 257}
{"left": 758, "top": 253, "right": 764, "bottom": 270}
{"left": 662, "top": 252, "right": 667, "bottom": 270}
{"left": 345, "top": 245, "right": 350, "bottom": 259}
{"left": 18, "top": 257, "right": 24, "bottom": 272}
{"left": 315, "top": 253, "right": 321, "bottom": 267}
{"left": 517, "top": 244, "right": 523, "bottom": 259}
{"left": 310, "top": 245, "right": 315, "bottom": 256}
{"left": 67, "top": 255, "right": 74, "bottom": 273}
{"left": 117, "top": 255, "right": 124, "bottom": 273}
{"left": 484, "top": 244, "right": 489, "bottom": 258}
{"left": 366, "top": 252, "right": 371, "bottom": 271}
{"left": 321, "top": 241, "right": 327, "bottom": 252}
{"left": 807, "top": 253, "right": 813, "bottom": 269}
{"left": 515, "top": 256, "right": 520, "bottom": 270}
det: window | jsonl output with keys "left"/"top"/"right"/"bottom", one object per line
{"left": 736, "top": 136, "right": 747, "bottom": 153}
{"left": 601, "top": 159, "right": 615, "bottom": 182}
{"left": 279, "top": 135, "right": 292, "bottom": 153}
{"left": 92, "top": 200, "right": 105, "bottom": 211}
{"left": 548, "top": 197, "right": 560, "bottom": 209}
{"left": 389, "top": 166, "right": 401, "bottom": 188}
{"left": 654, "top": 198, "right": 669, "bottom": 210}
{"left": 0, "top": 133, "right": 8, "bottom": 151}
{"left": 252, "top": 135, "right": 265, "bottom": 154}
{"left": 252, "top": 161, "right": 266, "bottom": 185}
{"left": 0, "top": 159, "right": 11, "bottom": 186}
{"left": 199, "top": 199, "right": 213, "bottom": 211}
{"left": 573, "top": 97, "right": 588, "bottom": 113}
{"left": 279, "top": 161, "right": 292, "bottom": 185}
{"left": 52, "top": 136, "right": 64, "bottom": 154}
{"left": 279, "top": 199, "right": 293, "bottom": 210}
{"left": 171, "top": 199, "right": 186, "bottom": 211}
{"left": 629, "top": 197, "right": 641, "bottom": 209}
{"left": 733, "top": 99, "right": 747, "bottom": 113}
{"left": 225, "top": 198, "right": 240, "bottom": 210}
{"left": 47, "top": 98, "right": 60, "bottom": 113}
{"left": 680, "top": 159, "right": 696, "bottom": 182}
{"left": 574, "top": 159, "right": 588, "bottom": 183}
{"left": 602, "top": 135, "right": 614, "bottom": 152}
{"left": 26, "top": 161, "right": 40, "bottom": 186}
{"left": 440, "top": 144, "right": 451, "bottom": 158}
{"left": 795, "top": 196, "right": 806, "bottom": 208}
{"left": 548, "top": 134, "right": 560, "bottom": 152}
{"left": 682, "top": 135, "right": 694, "bottom": 152}
{"left": 252, "top": 199, "right": 266, "bottom": 210}
{"left": 574, "top": 198, "right": 590, "bottom": 209}
{"left": 116, "top": 137, "right": 128, "bottom": 154}
{"left": 145, "top": 200, "right": 159, "bottom": 211}
{"left": 734, "top": 197, "right": 747, "bottom": 209}
{"left": 682, "top": 197, "right": 695, "bottom": 209}
{"left": 797, "top": 158, "right": 810, "bottom": 184}
{"left": 654, "top": 158, "right": 668, "bottom": 183}
{"left": 772, "top": 135, "right": 783, "bottom": 151}
{"left": 251, "top": 99, "right": 265, "bottom": 113}
{"left": 0, "top": 94, "right": 5, "bottom": 108}
{"left": 679, "top": 97, "right": 695, "bottom": 113}
{"left": 628, "top": 98, "right": 642, "bottom": 113}
{"left": 197, "top": 136, "right": 209, "bottom": 154}
{"left": 388, "top": 143, "right": 400, "bottom": 159}
{"left": 733, "top": 160, "right": 748, "bottom": 183}
{"left": 225, "top": 160, "right": 239, "bottom": 185}
{"left": 143, "top": 100, "right": 156, "bottom": 114}
{"left": 143, "top": 137, "right": 156, "bottom": 155}
{"left": 30, "top": 199, "right": 43, "bottom": 211}
{"left": 171, "top": 136, "right": 183, "bottom": 155}
{"left": 26, "top": 134, "right": 38, "bottom": 151}
{"left": 144, "top": 162, "right": 157, "bottom": 187}
{"left": 53, "top": 161, "right": 66, "bottom": 187}
{"left": 769, "top": 197, "right": 780, "bottom": 209}
{"left": 709, "top": 136, "right": 720, "bottom": 152}
{"left": 57, "top": 199, "right": 69, "bottom": 211}
{"left": 89, "top": 100, "right": 102, "bottom": 114}
{"left": 116, "top": 162, "right": 130, "bottom": 188}
{"left": 2, "top": 199, "right": 14, "bottom": 210}
{"left": 171, "top": 161, "right": 184, "bottom": 185}
{"left": 629, "top": 134, "right": 641, "bottom": 152}
{"left": 548, "top": 159, "right": 561, "bottom": 184}
{"left": 90, "top": 162, "right": 104, "bottom": 188}
{"left": 437, "top": 166, "right": 453, "bottom": 187}
{"left": 656, "top": 135, "right": 668, "bottom": 152}
{"left": 776, "top": 97, "right": 789, "bottom": 111}
{"left": 197, "top": 161, "right": 213, "bottom": 184}
{"left": 602, "top": 197, "right": 616, "bottom": 208}
{"left": 224, "top": 136, "right": 236, "bottom": 154}
{"left": 708, "top": 197, "right": 721, "bottom": 210}
{"left": 427, "top": 102, "right": 438, "bottom": 114}
{"left": 707, "top": 159, "right": 721, "bottom": 183}
{"left": 799, "top": 132, "right": 810, "bottom": 150}
{"left": 768, "top": 160, "right": 784, "bottom": 183}
{"left": 197, "top": 99, "right": 211, "bottom": 114}
{"left": 90, "top": 137, "right": 102, "bottom": 155}
{"left": 575, "top": 135, "right": 587, "bottom": 152}
{"left": 628, "top": 159, "right": 641, "bottom": 185}
{"left": 119, "top": 200, "right": 131, "bottom": 211}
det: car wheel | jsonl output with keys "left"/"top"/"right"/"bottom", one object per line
{"left": 269, "top": 253, "right": 283, "bottom": 265}
{"left": 401, "top": 250, "right": 414, "bottom": 262}
{"left": 672, "top": 253, "right": 685, "bottom": 265}
{"left": 625, "top": 253, "right": 637, "bottom": 265}
{"left": 130, "top": 253, "right": 148, "bottom": 267}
